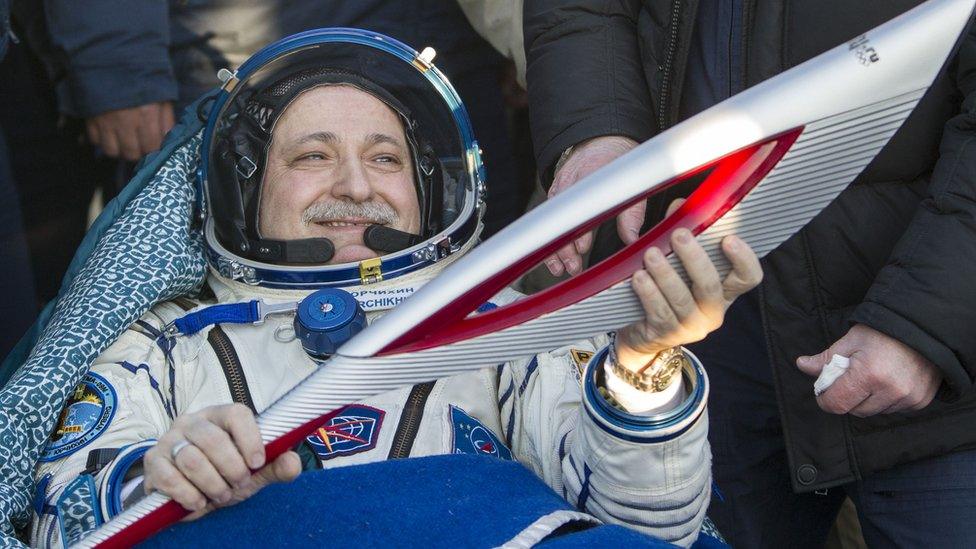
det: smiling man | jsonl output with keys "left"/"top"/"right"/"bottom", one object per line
{"left": 258, "top": 85, "right": 421, "bottom": 264}
{"left": 29, "top": 34, "right": 762, "bottom": 548}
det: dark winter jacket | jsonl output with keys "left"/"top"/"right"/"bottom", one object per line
{"left": 525, "top": 0, "right": 976, "bottom": 492}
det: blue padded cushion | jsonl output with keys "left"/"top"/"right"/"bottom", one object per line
{"left": 140, "top": 454, "right": 679, "bottom": 548}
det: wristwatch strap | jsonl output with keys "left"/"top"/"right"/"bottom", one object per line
{"left": 607, "top": 334, "right": 686, "bottom": 393}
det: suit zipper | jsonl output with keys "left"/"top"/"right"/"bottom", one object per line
{"left": 388, "top": 381, "right": 435, "bottom": 459}
{"left": 208, "top": 326, "right": 256, "bottom": 413}
{"left": 657, "top": 0, "right": 684, "bottom": 131}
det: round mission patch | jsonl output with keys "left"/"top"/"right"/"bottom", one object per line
{"left": 40, "top": 372, "right": 118, "bottom": 462}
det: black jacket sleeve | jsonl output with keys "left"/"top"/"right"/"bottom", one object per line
{"left": 851, "top": 23, "right": 976, "bottom": 395}
{"left": 524, "top": 0, "right": 656, "bottom": 186}
{"left": 43, "top": 0, "right": 177, "bottom": 117}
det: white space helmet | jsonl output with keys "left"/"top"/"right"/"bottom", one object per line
{"left": 198, "top": 28, "right": 485, "bottom": 289}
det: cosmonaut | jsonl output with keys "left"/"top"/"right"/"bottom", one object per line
{"left": 30, "top": 30, "right": 762, "bottom": 548}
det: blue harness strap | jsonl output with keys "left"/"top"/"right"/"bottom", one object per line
{"left": 170, "top": 301, "right": 261, "bottom": 336}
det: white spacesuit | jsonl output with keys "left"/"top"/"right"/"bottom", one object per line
{"left": 30, "top": 29, "right": 723, "bottom": 548}
{"left": 31, "top": 268, "right": 711, "bottom": 548}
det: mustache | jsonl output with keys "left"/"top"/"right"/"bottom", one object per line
{"left": 301, "top": 201, "right": 398, "bottom": 226}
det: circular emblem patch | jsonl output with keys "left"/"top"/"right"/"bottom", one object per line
{"left": 40, "top": 372, "right": 117, "bottom": 462}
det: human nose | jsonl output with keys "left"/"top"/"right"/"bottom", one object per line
{"left": 330, "top": 158, "right": 374, "bottom": 202}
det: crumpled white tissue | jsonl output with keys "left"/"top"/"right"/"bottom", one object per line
{"left": 813, "top": 354, "right": 851, "bottom": 396}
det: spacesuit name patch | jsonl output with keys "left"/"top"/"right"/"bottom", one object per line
{"left": 349, "top": 285, "right": 423, "bottom": 312}
{"left": 305, "top": 405, "right": 385, "bottom": 461}
{"left": 40, "top": 373, "right": 117, "bottom": 462}
{"left": 449, "top": 405, "right": 512, "bottom": 460}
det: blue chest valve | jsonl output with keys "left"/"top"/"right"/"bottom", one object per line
{"left": 295, "top": 288, "right": 367, "bottom": 360}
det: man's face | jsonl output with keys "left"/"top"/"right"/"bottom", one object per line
{"left": 259, "top": 85, "right": 421, "bottom": 264}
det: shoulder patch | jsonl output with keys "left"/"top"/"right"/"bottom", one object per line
{"left": 40, "top": 373, "right": 117, "bottom": 462}
{"left": 450, "top": 405, "right": 512, "bottom": 460}
{"left": 569, "top": 349, "right": 594, "bottom": 382}
{"left": 305, "top": 405, "right": 385, "bottom": 461}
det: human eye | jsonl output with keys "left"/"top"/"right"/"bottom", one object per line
{"left": 298, "top": 152, "right": 327, "bottom": 161}
{"left": 370, "top": 153, "right": 405, "bottom": 170}
{"left": 286, "top": 150, "right": 332, "bottom": 169}
{"left": 288, "top": 150, "right": 331, "bottom": 167}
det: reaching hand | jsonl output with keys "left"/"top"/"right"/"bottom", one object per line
{"left": 86, "top": 101, "right": 175, "bottom": 162}
{"left": 545, "top": 135, "right": 639, "bottom": 276}
{"left": 796, "top": 324, "right": 942, "bottom": 417}
{"left": 614, "top": 228, "right": 763, "bottom": 371}
{"left": 143, "top": 403, "right": 301, "bottom": 519}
